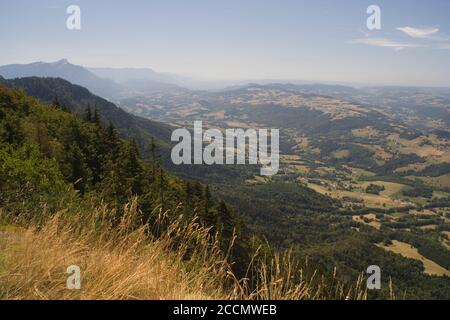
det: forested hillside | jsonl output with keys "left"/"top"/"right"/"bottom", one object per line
{"left": 1, "top": 77, "right": 174, "bottom": 161}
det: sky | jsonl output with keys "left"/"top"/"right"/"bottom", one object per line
{"left": 0, "top": 0, "right": 449, "bottom": 86}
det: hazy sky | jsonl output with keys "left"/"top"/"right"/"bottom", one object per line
{"left": 1, "top": 0, "right": 450, "bottom": 86}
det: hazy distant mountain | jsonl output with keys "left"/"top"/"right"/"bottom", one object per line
{"left": 0, "top": 60, "right": 186, "bottom": 99}
{"left": 0, "top": 59, "right": 123, "bottom": 99}
{"left": 222, "top": 83, "right": 363, "bottom": 97}
{"left": 88, "top": 67, "right": 185, "bottom": 95}
{"left": 88, "top": 67, "right": 178, "bottom": 84}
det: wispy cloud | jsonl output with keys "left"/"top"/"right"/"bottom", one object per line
{"left": 350, "top": 38, "right": 425, "bottom": 51}
{"left": 397, "top": 26, "right": 450, "bottom": 50}
{"left": 397, "top": 26, "right": 439, "bottom": 39}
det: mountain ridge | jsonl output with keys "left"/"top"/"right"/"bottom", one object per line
{"left": 0, "top": 60, "right": 185, "bottom": 99}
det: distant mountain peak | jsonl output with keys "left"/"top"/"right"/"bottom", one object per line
{"left": 0, "top": 59, "right": 124, "bottom": 98}
{"left": 53, "top": 59, "right": 70, "bottom": 65}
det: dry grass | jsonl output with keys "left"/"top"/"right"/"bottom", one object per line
{"left": 359, "top": 181, "right": 405, "bottom": 198}
{"left": 0, "top": 201, "right": 227, "bottom": 300}
{"left": 377, "top": 240, "right": 450, "bottom": 277}
{"left": 0, "top": 200, "right": 367, "bottom": 300}
{"left": 307, "top": 182, "right": 409, "bottom": 209}
{"left": 417, "top": 174, "right": 450, "bottom": 189}
{"left": 352, "top": 214, "right": 382, "bottom": 230}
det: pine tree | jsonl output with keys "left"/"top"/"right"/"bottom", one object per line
{"left": 200, "top": 185, "right": 219, "bottom": 229}
{"left": 125, "top": 140, "right": 144, "bottom": 196}
{"left": 149, "top": 137, "right": 159, "bottom": 181}
{"left": 84, "top": 104, "right": 92, "bottom": 122}
{"left": 93, "top": 107, "right": 101, "bottom": 124}
{"left": 217, "top": 200, "right": 235, "bottom": 244}
{"left": 107, "top": 122, "right": 116, "bottom": 139}
{"left": 69, "top": 144, "right": 88, "bottom": 194}
{"left": 106, "top": 122, "right": 119, "bottom": 150}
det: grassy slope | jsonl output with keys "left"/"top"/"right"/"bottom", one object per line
{"left": 0, "top": 202, "right": 366, "bottom": 300}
